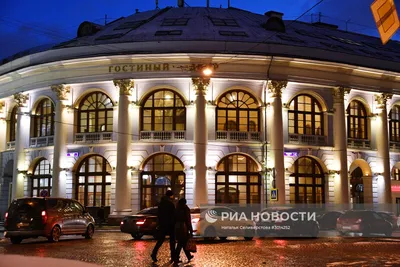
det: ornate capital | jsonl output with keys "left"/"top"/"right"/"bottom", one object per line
{"left": 0, "top": 101, "right": 4, "bottom": 113}
{"left": 375, "top": 93, "right": 393, "bottom": 109}
{"left": 113, "top": 79, "right": 134, "bottom": 95}
{"left": 51, "top": 84, "right": 71, "bottom": 101}
{"left": 13, "top": 93, "right": 29, "bottom": 107}
{"left": 268, "top": 80, "right": 287, "bottom": 98}
{"left": 192, "top": 77, "right": 210, "bottom": 95}
{"left": 332, "top": 86, "right": 350, "bottom": 103}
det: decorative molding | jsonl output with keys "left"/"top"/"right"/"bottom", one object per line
{"left": 177, "top": 63, "right": 219, "bottom": 73}
{"left": 332, "top": 86, "right": 350, "bottom": 103}
{"left": 0, "top": 101, "right": 4, "bottom": 114}
{"left": 113, "top": 79, "right": 134, "bottom": 95}
{"left": 282, "top": 103, "right": 290, "bottom": 109}
{"left": 192, "top": 77, "right": 210, "bottom": 95}
{"left": 374, "top": 93, "right": 393, "bottom": 109}
{"left": 51, "top": 84, "right": 71, "bottom": 101}
{"left": 13, "top": 93, "right": 29, "bottom": 107}
{"left": 268, "top": 80, "right": 287, "bottom": 98}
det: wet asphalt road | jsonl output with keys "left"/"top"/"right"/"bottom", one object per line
{"left": 1, "top": 231, "right": 400, "bottom": 267}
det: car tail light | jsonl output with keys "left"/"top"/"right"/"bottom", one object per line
{"left": 191, "top": 218, "right": 200, "bottom": 223}
{"left": 4, "top": 212, "right": 8, "bottom": 227}
{"left": 120, "top": 221, "right": 124, "bottom": 225}
{"left": 355, "top": 218, "right": 362, "bottom": 224}
{"left": 41, "top": 211, "right": 48, "bottom": 224}
{"left": 136, "top": 219, "right": 146, "bottom": 225}
{"left": 337, "top": 217, "right": 341, "bottom": 224}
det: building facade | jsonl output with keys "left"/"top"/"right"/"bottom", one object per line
{"left": 1, "top": 6, "right": 400, "bottom": 220}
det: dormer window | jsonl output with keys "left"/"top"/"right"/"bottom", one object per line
{"left": 162, "top": 18, "right": 189, "bottom": 26}
{"left": 209, "top": 17, "right": 239, "bottom": 27}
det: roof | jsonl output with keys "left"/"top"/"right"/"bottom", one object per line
{"left": 1, "top": 6, "right": 400, "bottom": 72}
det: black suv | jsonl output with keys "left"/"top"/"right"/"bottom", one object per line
{"left": 4, "top": 197, "right": 95, "bottom": 244}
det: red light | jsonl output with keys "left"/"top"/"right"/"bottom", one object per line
{"left": 41, "top": 211, "right": 48, "bottom": 224}
{"left": 136, "top": 219, "right": 146, "bottom": 225}
{"left": 355, "top": 219, "right": 362, "bottom": 224}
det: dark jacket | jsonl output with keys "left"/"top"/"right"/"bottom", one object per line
{"left": 175, "top": 204, "right": 193, "bottom": 242}
{"left": 157, "top": 196, "right": 175, "bottom": 229}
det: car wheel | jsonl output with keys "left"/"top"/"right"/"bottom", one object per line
{"left": 244, "top": 236, "right": 254, "bottom": 241}
{"left": 131, "top": 233, "right": 144, "bottom": 240}
{"left": 48, "top": 225, "right": 61, "bottom": 242}
{"left": 384, "top": 228, "right": 392, "bottom": 237}
{"left": 338, "top": 231, "right": 346, "bottom": 236}
{"left": 244, "top": 229, "right": 255, "bottom": 240}
{"left": 204, "top": 227, "right": 216, "bottom": 241}
{"left": 10, "top": 237, "right": 23, "bottom": 244}
{"left": 309, "top": 225, "right": 319, "bottom": 238}
{"left": 85, "top": 224, "right": 95, "bottom": 239}
{"left": 219, "top": 236, "right": 227, "bottom": 241}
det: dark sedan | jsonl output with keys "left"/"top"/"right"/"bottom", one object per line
{"left": 316, "top": 211, "right": 343, "bottom": 230}
{"left": 120, "top": 207, "right": 159, "bottom": 240}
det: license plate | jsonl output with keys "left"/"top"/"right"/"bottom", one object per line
{"left": 17, "top": 222, "right": 29, "bottom": 228}
{"left": 342, "top": 226, "right": 351, "bottom": 230}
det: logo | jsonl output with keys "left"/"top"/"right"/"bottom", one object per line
{"left": 205, "top": 209, "right": 218, "bottom": 223}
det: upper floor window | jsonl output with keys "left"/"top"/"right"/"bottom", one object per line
{"left": 31, "top": 158, "right": 52, "bottom": 197}
{"left": 32, "top": 98, "right": 54, "bottom": 137}
{"left": 288, "top": 94, "right": 323, "bottom": 135}
{"left": 8, "top": 106, "right": 17, "bottom": 142}
{"left": 216, "top": 90, "right": 259, "bottom": 132}
{"left": 393, "top": 167, "right": 400, "bottom": 181}
{"left": 141, "top": 89, "right": 186, "bottom": 131}
{"left": 389, "top": 105, "right": 400, "bottom": 142}
{"left": 347, "top": 100, "right": 368, "bottom": 139}
{"left": 78, "top": 92, "right": 114, "bottom": 133}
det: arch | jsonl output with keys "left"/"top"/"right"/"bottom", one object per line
{"left": 214, "top": 152, "right": 262, "bottom": 171}
{"left": 346, "top": 96, "right": 371, "bottom": 115}
{"left": 348, "top": 159, "right": 372, "bottom": 176}
{"left": 29, "top": 157, "right": 52, "bottom": 197}
{"left": 27, "top": 156, "right": 48, "bottom": 174}
{"left": 215, "top": 153, "right": 262, "bottom": 204}
{"left": 287, "top": 90, "right": 328, "bottom": 112}
{"left": 286, "top": 155, "right": 329, "bottom": 174}
{"left": 391, "top": 162, "right": 400, "bottom": 181}
{"left": 31, "top": 97, "right": 55, "bottom": 137}
{"left": 140, "top": 88, "right": 186, "bottom": 132}
{"left": 139, "top": 85, "right": 188, "bottom": 105}
{"left": 289, "top": 156, "right": 325, "bottom": 204}
{"left": 7, "top": 105, "right": 18, "bottom": 142}
{"left": 140, "top": 152, "right": 185, "bottom": 209}
{"left": 389, "top": 100, "right": 400, "bottom": 111}
{"left": 74, "top": 154, "right": 112, "bottom": 207}
{"left": 139, "top": 152, "right": 185, "bottom": 171}
{"left": 6, "top": 103, "right": 18, "bottom": 121}
{"left": 30, "top": 96, "right": 55, "bottom": 115}
{"left": 73, "top": 88, "right": 115, "bottom": 108}
{"left": 214, "top": 86, "right": 262, "bottom": 106}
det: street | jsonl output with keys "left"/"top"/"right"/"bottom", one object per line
{"left": 1, "top": 231, "right": 400, "bottom": 266}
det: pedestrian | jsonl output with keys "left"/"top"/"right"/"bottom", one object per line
{"left": 151, "top": 190, "right": 176, "bottom": 262}
{"left": 174, "top": 198, "right": 194, "bottom": 264}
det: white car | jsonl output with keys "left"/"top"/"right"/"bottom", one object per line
{"left": 190, "top": 206, "right": 255, "bottom": 241}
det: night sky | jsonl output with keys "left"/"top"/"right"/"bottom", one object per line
{"left": 1, "top": 0, "right": 400, "bottom": 60}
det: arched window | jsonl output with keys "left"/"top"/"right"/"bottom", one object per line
{"left": 350, "top": 167, "right": 364, "bottom": 204}
{"left": 347, "top": 100, "right": 368, "bottom": 139}
{"left": 30, "top": 158, "right": 52, "bottom": 197}
{"left": 288, "top": 94, "right": 323, "bottom": 135}
{"left": 8, "top": 106, "right": 17, "bottom": 142}
{"left": 216, "top": 154, "right": 261, "bottom": 204}
{"left": 140, "top": 153, "right": 185, "bottom": 209}
{"left": 141, "top": 89, "right": 186, "bottom": 131}
{"left": 78, "top": 92, "right": 113, "bottom": 133}
{"left": 289, "top": 156, "right": 325, "bottom": 204}
{"left": 389, "top": 105, "right": 400, "bottom": 142}
{"left": 393, "top": 166, "right": 400, "bottom": 181}
{"left": 75, "top": 155, "right": 112, "bottom": 207}
{"left": 216, "top": 90, "right": 259, "bottom": 132}
{"left": 32, "top": 98, "right": 54, "bottom": 137}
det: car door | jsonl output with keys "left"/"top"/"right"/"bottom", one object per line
{"left": 61, "top": 200, "right": 74, "bottom": 234}
{"left": 71, "top": 200, "right": 86, "bottom": 233}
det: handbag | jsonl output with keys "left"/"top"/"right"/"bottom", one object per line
{"left": 185, "top": 237, "right": 197, "bottom": 253}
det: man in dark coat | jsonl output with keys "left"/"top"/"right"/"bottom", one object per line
{"left": 151, "top": 190, "right": 176, "bottom": 262}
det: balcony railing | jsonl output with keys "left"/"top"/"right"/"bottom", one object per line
{"left": 140, "top": 131, "right": 186, "bottom": 141}
{"left": 390, "top": 141, "right": 400, "bottom": 152}
{"left": 75, "top": 132, "right": 113, "bottom": 143}
{"left": 30, "top": 136, "right": 54, "bottom": 148}
{"left": 347, "top": 138, "right": 371, "bottom": 149}
{"left": 288, "top": 134, "right": 327, "bottom": 146}
{"left": 6, "top": 141, "right": 15, "bottom": 150}
{"left": 216, "top": 131, "right": 260, "bottom": 141}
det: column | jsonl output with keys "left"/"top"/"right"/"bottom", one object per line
{"left": 332, "top": 87, "right": 350, "bottom": 204}
{"left": 51, "top": 84, "right": 70, "bottom": 197}
{"left": 11, "top": 93, "right": 29, "bottom": 199}
{"left": 375, "top": 93, "right": 392, "bottom": 204}
{"left": 192, "top": 77, "right": 209, "bottom": 206}
{"left": 112, "top": 79, "right": 134, "bottom": 215}
{"left": 0, "top": 101, "right": 6, "bottom": 151}
{"left": 268, "top": 81, "right": 286, "bottom": 204}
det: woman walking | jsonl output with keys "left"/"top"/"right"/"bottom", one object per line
{"left": 174, "top": 198, "right": 194, "bottom": 264}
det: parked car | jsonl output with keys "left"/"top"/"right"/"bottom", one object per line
{"left": 377, "top": 212, "right": 399, "bottom": 230}
{"left": 336, "top": 210, "right": 393, "bottom": 237}
{"left": 316, "top": 211, "right": 344, "bottom": 230}
{"left": 195, "top": 206, "right": 255, "bottom": 241}
{"left": 256, "top": 207, "right": 320, "bottom": 238}
{"left": 4, "top": 197, "right": 95, "bottom": 244}
{"left": 120, "top": 206, "right": 202, "bottom": 240}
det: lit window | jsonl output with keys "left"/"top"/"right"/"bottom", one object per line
{"left": 31, "top": 158, "right": 52, "bottom": 197}
{"left": 288, "top": 94, "right": 323, "bottom": 136}
{"left": 347, "top": 100, "right": 368, "bottom": 140}
{"left": 389, "top": 105, "right": 400, "bottom": 142}
{"left": 32, "top": 98, "right": 54, "bottom": 137}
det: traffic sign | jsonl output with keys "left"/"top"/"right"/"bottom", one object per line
{"left": 371, "top": 0, "right": 400, "bottom": 44}
{"left": 271, "top": 188, "right": 278, "bottom": 201}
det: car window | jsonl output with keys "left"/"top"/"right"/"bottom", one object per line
{"left": 372, "top": 212, "right": 383, "bottom": 220}
{"left": 47, "top": 199, "right": 64, "bottom": 211}
{"left": 341, "top": 211, "right": 365, "bottom": 219}
{"left": 63, "top": 200, "right": 73, "bottom": 214}
{"left": 7, "top": 198, "right": 45, "bottom": 217}
{"left": 138, "top": 207, "right": 158, "bottom": 215}
{"left": 71, "top": 201, "right": 84, "bottom": 213}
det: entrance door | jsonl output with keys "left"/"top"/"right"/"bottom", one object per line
{"left": 350, "top": 167, "right": 364, "bottom": 208}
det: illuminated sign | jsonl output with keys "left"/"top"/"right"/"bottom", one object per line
{"left": 108, "top": 63, "right": 171, "bottom": 73}
{"left": 284, "top": 152, "right": 298, "bottom": 157}
{"left": 391, "top": 185, "right": 400, "bottom": 192}
{"left": 66, "top": 152, "right": 79, "bottom": 158}
{"left": 270, "top": 189, "right": 278, "bottom": 201}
